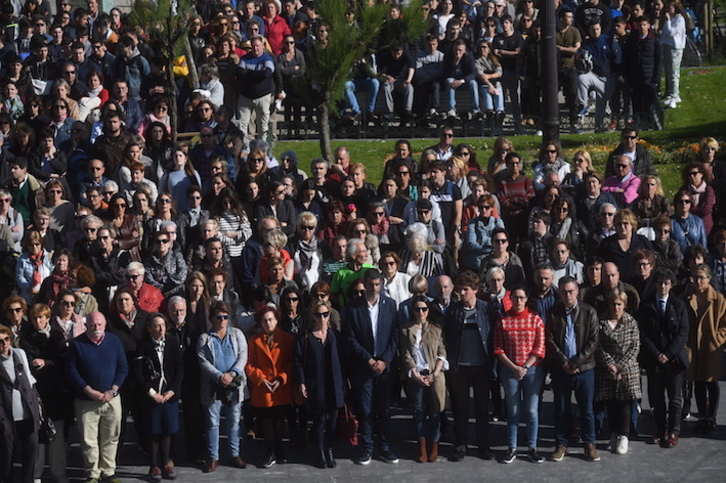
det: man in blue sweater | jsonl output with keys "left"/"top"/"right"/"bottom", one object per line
{"left": 67, "top": 312, "right": 128, "bottom": 483}
{"left": 576, "top": 20, "right": 621, "bottom": 132}
{"left": 236, "top": 35, "right": 275, "bottom": 150}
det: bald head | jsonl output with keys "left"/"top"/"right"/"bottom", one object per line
{"left": 603, "top": 262, "right": 620, "bottom": 289}
{"left": 86, "top": 311, "right": 107, "bottom": 341}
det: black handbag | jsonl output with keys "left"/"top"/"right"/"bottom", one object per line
{"left": 36, "top": 391, "right": 57, "bottom": 444}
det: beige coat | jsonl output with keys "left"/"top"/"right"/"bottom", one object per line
{"left": 682, "top": 285, "right": 726, "bottom": 382}
{"left": 399, "top": 321, "right": 448, "bottom": 411}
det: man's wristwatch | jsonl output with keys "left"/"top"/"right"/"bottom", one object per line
{"left": 111, "top": 389, "right": 119, "bottom": 397}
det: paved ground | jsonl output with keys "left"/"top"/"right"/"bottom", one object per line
{"left": 52, "top": 378, "right": 726, "bottom": 482}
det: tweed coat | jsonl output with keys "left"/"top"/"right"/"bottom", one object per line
{"left": 595, "top": 312, "right": 642, "bottom": 401}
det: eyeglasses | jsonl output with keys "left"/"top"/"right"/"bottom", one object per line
{"left": 99, "top": 235, "right": 110, "bottom": 240}
{"left": 126, "top": 273, "right": 141, "bottom": 280}
{"left": 0, "top": 337, "right": 9, "bottom": 344}
{"left": 413, "top": 306, "right": 429, "bottom": 312}
{"left": 398, "top": 171, "right": 410, "bottom": 175}
{"left": 61, "top": 300, "right": 76, "bottom": 306}
{"left": 313, "top": 311, "right": 330, "bottom": 318}
{"left": 601, "top": 212, "right": 615, "bottom": 216}
{"left": 481, "top": 205, "right": 493, "bottom": 210}
{"left": 285, "top": 297, "right": 299, "bottom": 303}
{"left": 285, "top": 40, "right": 295, "bottom": 44}
{"left": 53, "top": 105, "right": 67, "bottom": 109}
{"left": 155, "top": 238, "right": 170, "bottom": 245}
{"left": 215, "top": 315, "right": 230, "bottom": 321}
{"left": 253, "top": 158, "right": 265, "bottom": 163}
{"left": 546, "top": 149, "right": 557, "bottom": 154}
{"left": 677, "top": 199, "right": 692, "bottom": 204}
{"left": 6, "top": 307, "right": 23, "bottom": 313}
{"left": 84, "top": 227, "right": 97, "bottom": 232}
{"left": 617, "top": 164, "right": 630, "bottom": 169}
{"left": 64, "top": 70, "right": 76, "bottom": 75}
{"left": 417, "top": 210, "right": 431, "bottom": 215}
{"left": 689, "top": 171, "right": 700, "bottom": 176}
{"left": 199, "top": 107, "right": 212, "bottom": 112}
{"left": 656, "top": 229, "right": 671, "bottom": 234}
{"left": 442, "top": 133, "right": 454, "bottom": 138}
{"left": 622, "top": 135, "right": 638, "bottom": 140}
{"left": 0, "top": 199, "right": 10, "bottom": 203}
{"left": 47, "top": 189, "right": 63, "bottom": 194}
{"left": 557, "top": 207, "right": 569, "bottom": 212}
{"left": 159, "top": 199, "right": 172, "bottom": 204}
{"left": 384, "top": 261, "right": 396, "bottom": 266}
{"left": 114, "top": 204, "right": 127, "bottom": 208}
{"left": 301, "top": 225, "right": 315, "bottom": 231}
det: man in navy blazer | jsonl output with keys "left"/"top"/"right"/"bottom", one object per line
{"left": 343, "top": 268, "right": 400, "bottom": 465}
{"left": 638, "top": 268, "right": 689, "bottom": 448}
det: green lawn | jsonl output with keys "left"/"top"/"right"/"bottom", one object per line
{"left": 272, "top": 66, "right": 726, "bottom": 198}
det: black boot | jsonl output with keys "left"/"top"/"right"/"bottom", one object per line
{"left": 325, "top": 447, "right": 336, "bottom": 468}
{"left": 315, "top": 450, "right": 327, "bottom": 469}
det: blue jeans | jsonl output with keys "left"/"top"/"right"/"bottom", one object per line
{"left": 344, "top": 78, "right": 380, "bottom": 114}
{"left": 501, "top": 364, "right": 544, "bottom": 448}
{"left": 551, "top": 368, "right": 596, "bottom": 446}
{"left": 406, "top": 379, "right": 441, "bottom": 442}
{"left": 445, "top": 78, "right": 479, "bottom": 111}
{"left": 479, "top": 84, "right": 505, "bottom": 111}
{"left": 204, "top": 394, "right": 242, "bottom": 460}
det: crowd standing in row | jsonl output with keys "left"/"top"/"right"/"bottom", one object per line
{"left": 0, "top": 0, "right": 723, "bottom": 483}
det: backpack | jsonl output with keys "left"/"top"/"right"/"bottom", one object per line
{"left": 575, "top": 48, "right": 593, "bottom": 74}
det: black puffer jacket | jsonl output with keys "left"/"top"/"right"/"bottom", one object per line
{"left": 624, "top": 29, "right": 662, "bottom": 84}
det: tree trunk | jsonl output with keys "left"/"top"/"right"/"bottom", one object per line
{"left": 168, "top": 55, "right": 178, "bottom": 141}
{"left": 319, "top": 94, "right": 333, "bottom": 163}
{"left": 184, "top": 35, "right": 199, "bottom": 90}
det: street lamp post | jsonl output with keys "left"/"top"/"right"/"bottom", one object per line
{"left": 540, "top": 0, "right": 560, "bottom": 146}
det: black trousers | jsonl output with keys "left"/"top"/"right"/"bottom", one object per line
{"left": 605, "top": 399, "right": 632, "bottom": 436}
{"left": 448, "top": 365, "right": 492, "bottom": 449}
{"left": 647, "top": 367, "right": 684, "bottom": 435}
{"left": 0, "top": 418, "right": 38, "bottom": 483}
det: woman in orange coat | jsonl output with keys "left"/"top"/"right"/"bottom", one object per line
{"left": 245, "top": 306, "right": 294, "bottom": 468}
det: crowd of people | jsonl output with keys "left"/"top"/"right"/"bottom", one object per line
{"left": 0, "top": 0, "right": 723, "bottom": 483}
{"left": 177, "top": 0, "right": 692, "bottom": 136}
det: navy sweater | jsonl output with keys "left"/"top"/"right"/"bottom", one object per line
{"left": 67, "top": 332, "right": 129, "bottom": 400}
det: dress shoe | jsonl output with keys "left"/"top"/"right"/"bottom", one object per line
{"left": 230, "top": 456, "right": 247, "bottom": 468}
{"left": 664, "top": 434, "right": 679, "bottom": 447}
{"left": 204, "top": 460, "right": 219, "bottom": 473}
{"left": 647, "top": 434, "right": 665, "bottom": 445}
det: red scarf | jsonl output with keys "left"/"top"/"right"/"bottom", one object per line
{"left": 30, "top": 252, "right": 44, "bottom": 288}
{"left": 50, "top": 270, "right": 70, "bottom": 303}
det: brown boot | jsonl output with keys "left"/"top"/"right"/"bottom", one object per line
{"left": 428, "top": 441, "right": 439, "bottom": 462}
{"left": 417, "top": 438, "right": 427, "bottom": 463}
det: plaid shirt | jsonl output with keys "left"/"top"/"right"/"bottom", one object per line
{"left": 494, "top": 307, "right": 546, "bottom": 366}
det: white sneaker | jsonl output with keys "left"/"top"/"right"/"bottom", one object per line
{"left": 446, "top": 109, "right": 457, "bottom": 118}
{"left": 608, "top": 434, "right": 617, "bottom": 452}
{"left": 615, "top": 435, "right": 629, "bottom": 454}
{"left": 673, "top": 96, "right": 682, "bottom": 103}
{"left": 668, "top": 98, "right": 678, "bottom": 109}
